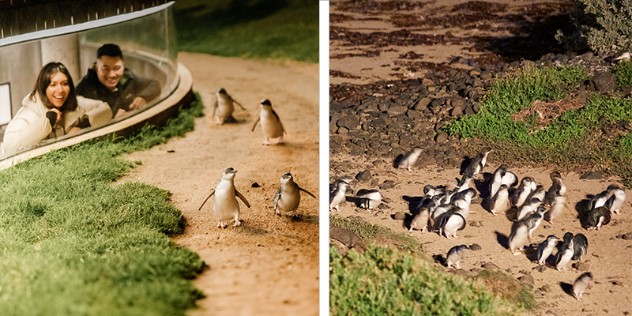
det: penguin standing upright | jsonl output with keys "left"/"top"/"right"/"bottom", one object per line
{"left": 556, "top": 233, "right": 575, "bottom": 271}
{"left": 546, "top": 194, "right": 566, "bottom": 224}
{"left": 490, "top": 184, "right": 511, "bottom": 216}
{"left": 489, "top": 164, "right": 517, "bottom": 198}
{"left": 572, "top": 272, "right": 593, "bottom": 300}
{"left": 212, "top": 88, "right": 246, "bottom": 124}
{"left": 274, "top": 172, "right": 316, "bottom": 216}
{"left": 439, "top": 212, "right": 466, "bottom": 239}
{"left": 251, "top": 99, "right": 286, "bottom": 145}
{"left": 508, "top": 219, "right": 530, "bottom": 255}
{"left": 397, "top": 147, "right": 423, "bottom": 171}
{"left": 516, "top": 198, "right": 542, "bottom": 221}
{"left": 605, "top": 184, "right": 626, "bottom": 215}
{"left": 329, "top": 176, "right": 351, "bottom": 212}
{"left": 524, "top": 206, "right": 546, "bottom": 240}
{"left": 463, "top": 149, "right": 492, "bottom": 178}
{"left": 512, "top": 177, "right": 536, "bottom": 208}
{"left": 536, "top": 235, "right": 559, "bottom": 265}
{"left": 446, "top": 244, "right": 469, "bottom": 269}
{"left": 545, "top": 171, "right": 566, "bottom": 205}
{"left": 571, "top": 233, "right": 589, "bottom": 260}
{"left": 409, "top": 207, "right": 430, "bottom": 233}
{"left": 198, "top": 167, "right": 251, "bottom": 228}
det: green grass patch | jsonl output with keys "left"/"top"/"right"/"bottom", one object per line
{"left": 330, "top": 245, "right": 517, "bottom": 315}
{"left": 475, "top": 270, "right": 536, "bottom": 311}
{"left": 174, "top": 0, "right": 318, "bottom": 63}
{"left": 0, "top": 94, "right": 206, "bottom": 314}
{"left": 614, "top": 61, "right": 632, "bottom": 87}
{"left": 330, "top": 216, "right": 420, "bottom": 254}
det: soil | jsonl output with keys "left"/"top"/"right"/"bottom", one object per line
{"left": 118, "top": 52, "right": 319, "bottom": 316}
{"left": 330, "top": 0, "right": 632, "bottom": 315}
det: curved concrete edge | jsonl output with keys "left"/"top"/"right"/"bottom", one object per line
{"left": 0, "top": 62, "right": 195, "bottom": 171}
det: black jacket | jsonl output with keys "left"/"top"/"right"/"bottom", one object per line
{"left": 75, "top": 64, "right": 161, "bottom": 117}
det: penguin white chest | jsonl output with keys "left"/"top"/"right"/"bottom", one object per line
{"left": 278, "top": 186, "right": 300, "bottom": 212}
{"left": 217, "top": 97, "right": 234, "bottom": 118}
{"left": 214, "top": 181, "right": 240, "bottom": 220}
{"left": 261, "top": 110, "right": 284, "bottom": 138}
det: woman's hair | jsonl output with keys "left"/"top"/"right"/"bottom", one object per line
{"left": 29, "top": 62, "right": 78, "bottom": 112}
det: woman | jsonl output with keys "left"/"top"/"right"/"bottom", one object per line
{"left": 2, "top": 62, "right": 111, "bottom": 157}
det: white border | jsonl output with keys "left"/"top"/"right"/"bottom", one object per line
{"left": 319, "top": 2, "right": 330, "bottom": 316}
{"left": 0, "top": 1, "right": 174, "bottom": 47}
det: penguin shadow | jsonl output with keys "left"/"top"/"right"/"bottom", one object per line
{"left": 474, "top": 172, "right": 494, "bottom": 199}
{"left": 432, "top": 254, "right": 447, "bottom": 267}
{"left": 393, "top": 154, "right": 405, "bottom": 168}
{"left": 288, "top": 214, "right": 319, "bottom": 224}
{"left": 236, "top": 223, "right": 269, "bottom": 236}
{"left": 459, "top": 156, "right": 473, "bottom": 175}
{"left": 575, "top": 196, "right": 593, "bottom": 228}
{"left": 495, "top": 231, "right": 509, "bottom": 249}
{"left": 523, "top": 243, "right": 540, "bottom": 262}
{"left": 560, "top": 282, "right": 574, "bottom": 297}
{"left": 401, "top": 195, "right": 424, "bottom": 229}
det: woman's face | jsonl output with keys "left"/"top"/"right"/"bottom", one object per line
{"left": 45, "top": 72, "right": 70, "bottom": 108}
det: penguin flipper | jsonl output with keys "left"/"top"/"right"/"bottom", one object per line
{"left": 271, "top": 109, "right": 287, "bottom": 135}
{"left": 212, "top": 99, "right": 218, "bottom": 118}
{"left": 198, "top": 189, "right": 215, "bottom": 211}
{"left": 235, "top": 189, "right": 251, "bottom": 208}
{"left": 299, "top": 186, "right": 316, "bottom": 199}
{"left": 234, "top": 100, "right": 247, "bottom": 111}
{"left": 251, "top": 117, "right": 260, "bottom": 131}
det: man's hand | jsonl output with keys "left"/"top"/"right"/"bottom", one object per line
{"left": 128, "top": 97, "right": 147, "bottom": 110}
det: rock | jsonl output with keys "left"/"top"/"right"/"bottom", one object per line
{"left": 481, "top": 262, "right": 500, "bottom": 270}
{"left": 468, "top": 243, "right": 482, "bottom": 251}
{"left": 572, "top": 261, "right": 590, "bottom": 271}
{"left": 450, "top": 106, "right": 463, "bottom": 117}
{"left": 330, "top": 227, "right": 367, "bottom": 251}
{"left": 387, "top": 105, "right": 407, "bottom": 116}
{"left": 616, "top": 232, "right": 632, "bottom": 240}
{"left": 579, "top": 171, "right": 606, "bottom": 180}
{"left": 415, "top": 97, "right": 432, "bottom": 111}
{"left": 518, "top": 273, "right": 535, "bottom": 286}
{"left": 391, "top": 212, "right": 406, "bottom": 220}
{"left": 591, "top": 71, "right": 617, "bottom": 93}
{"left": 435, "top": 132, "right": 449, "bottom": 143}
{"left": 378, "top": 180, "right": 396, "bottom": 190}
{"left": 336, "top": 114, "right": 360, "bottom": 130}
{"left": 355, "top": 170, "right": 372, "bottom": 182}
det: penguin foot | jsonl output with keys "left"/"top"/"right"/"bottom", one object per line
{"left": 217, "top": 221, "right": 227, "bottom": 228}
{"left": 233, "top": 219, "right": 241, "bottom": 227}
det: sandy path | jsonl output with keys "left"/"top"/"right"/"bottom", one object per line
{"left": 118, "top": 52, "right": 319, "bottom": 316}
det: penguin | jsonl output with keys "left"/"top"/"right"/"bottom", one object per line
{"left": 397, "top": 147, "right": 423, "bottom": 171}
{"left": 544, "top": 171, "right": 566, "bottom": 205}
{"left": 536, "top": 235, "right": 558, "bottom": 265}
{"left": 455, "top": 174, "right": 473, "bottom": 192}
{"left": 546, "top": 194, "right": 566, "bottom": 224}
{"left": 512, "top": 177, "right": 536, "bottom": 208}
{"left": 589, "top": 189, "right": 612, "bottom": 211}
{"left": 524, "top": 206, "right": 546, "bottom": 240}
{"left": 572, "top": 272, "right": 593, "bottom": 300}
{"left": 571, "top": 233, "right": 588, "bottom": 261}
{"left": 605, "top": 184, "right": 625, "bottom": 215}
{"left": 329, "top": 177, "right": 351, "bottom": 212}
{"left": 439, "top": 212, "right": 466, "bottom": 239}
{"left": 613, "top": 51, "right": 631, "bottom": 62}
{"left": 490, "top": 184, "right": 511, "bottom": 216}
{"left": 212, "top": 88, "right": 246, "bottom": 125}
{"left": 508, "top": 219, "right": 530, "bottom": 255}
{"left": 198, "top": 167, "right": 251, "bottom": 228}
{"left": 527, "top": 184, "right": 546, "bottom": 203}
{"left": 516, "top": 197, "right": 542, "bottom": 221}
{"left": 556, "top": 233, "right": 575, "bottom": 271}
{"left": 274, "top": 172, "right": 316, "bottom": 216}
{"left": 583, "top": 206, "right": 611, "bottom": 230}
{"left": 251, "top": 99, "right": 286, "bottom": 145}
{"left": 463, "top": 149, "right": 492, "bottom": 178}
{"left": 489, "top": 164, "right": 518, "bottom": 198}
{"left": 446, "top": 244, "right": 469, "bottom": 269}
{"left": 409, "top": 207, "right": 430, "bottom": 233}
{"left": 451, "top": 188, "right": 477, "bottom": 219}
{"left": 355, "top": 189, "right": 383, "bottom": 210}
{"left": 430, "top": 204, "right": 453, "bottom": 230}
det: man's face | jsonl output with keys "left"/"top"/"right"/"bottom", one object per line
{"left": 96, "top": 55, "right": 125, "bottom": 91}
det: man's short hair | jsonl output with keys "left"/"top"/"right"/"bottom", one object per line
{"left": 97, "top": 43, "right": 123, "bottom": 59}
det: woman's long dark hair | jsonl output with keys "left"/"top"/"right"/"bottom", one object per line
{"left": 29, "top": 62, "right": 78, "bottom": 112}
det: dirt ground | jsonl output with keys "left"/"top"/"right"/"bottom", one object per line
{"left": 330, "top": 0, "right": 632, "bottom": 315}
{"left": 118, "top": 52, "right": 319, "bottom": 316}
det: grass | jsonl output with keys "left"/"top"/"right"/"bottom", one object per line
{"left": 445, "top": 62, "right": 632, "bottom": 185}
{"left": 173, "top": 0, "right": 319, "bottom": 63}
{"left": 330, "top": 216, "right": 420, "bottom": 254}
{"left": 330, "top": 245, "right": 518, "bottom": 315}
{"left": 0, "top": 94, "right": 206, "bottom": 315}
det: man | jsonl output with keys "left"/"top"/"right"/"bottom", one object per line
{"left": 76, "top": 43, "right": 160, "bottom": 118}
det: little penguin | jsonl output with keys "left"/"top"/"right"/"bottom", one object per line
{"left": 605, "top": 184, "right": 625, "bottom": 215}
{"left": 572, "top": 272, "right": 593, "bottom": 300}
{"left": 536, "top": 235, "right": 558, "bottom": 265}
{"left": 198, "top": 167, "right": 251, "bottom": 228}
{"left": 545, "top": 171, "right": 566, "bottom": 205}
{"left": 463, "top": 149, "right": 492, "bottom": 178}
{"left": 516, "top": 198, "right": 542, "bottom": 221}
{"left": 571, "top": 233, "right": 588, "bottom": 260}
{"left": 439, "top": 212, "right": 466, "bottom": 239}
{"left": 251, "top": 99, "right": 286, "bottom": 145}
{"left": 355, "top": 189, "right": 383, "bottom": 210}
{"left": 583, "top": 206, "right": 611, "bottom": 230}
{"left": 446, "top": 244, "right": 469, "bottom": 269}
{"left": 556, "top": 233, "right": 575, "bottom": 271}
{"left": 329, "top": 176, "right": 351, "bottom": 212}
{"left": 489, "top": 164, "right": 518, "bottom": 198}
{"left": 546, "top": 194, "right": 566, "bottom": 224}
{"left": 528, "top": 184, "right": 546, "bottom": 203}
{"left": 490, "top": 184, "right": 511, "bottom": 215}
{"left": 409, "top": 207, "right": 430, "bottom": 233}
{"left": 274, "top": 172, "right": 316, "bottom": 216}
{"left": 397, "top": 147, "right": 423, "bottom": 171}
{"left": 212, "top": 88, "right": 246, "bottom": 125}
{"left": 508, "top": 219, "right": 530, "bottom": 255}
{"left": 524, "top": 206, "right": 546, "bottom": 240}
{"left": 512, "top": 177, "right": 536, "bottom": 208}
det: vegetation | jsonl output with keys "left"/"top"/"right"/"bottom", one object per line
{"left": 0, "top": 95, "right": 205, "bottom": 315}
{"left": 173, "top": 0, "right": 319, "bottom": 63}
{"left": 445, "top": 63, "right": 632, "bottom": 185}
{"left": 330, "top": 216, "right": 420, "bottom": 254}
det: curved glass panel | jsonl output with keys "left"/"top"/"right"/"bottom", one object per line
{"left": 0, "top": 2, "right": 178, "bottom": 160}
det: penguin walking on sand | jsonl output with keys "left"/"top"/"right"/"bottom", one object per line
{"left": 446, "top": 245, "right": 469, "bottom": 269}
{"left": 544, "top": 171, "right": 566, "bottom": 205}
{"left": 355, "top": 189, "right": 383, "bottom": 210}
{"left": 212, "top": 88, "right": 246, "bottom": 125}
{"left": 583, "top": 206, "right": 611, "bottom": 230}
{"left": 274, "top": 172, "right": 316, "bottom": 216}
{"left": 409, "top": 207, "right": 430, "bottom": 233}
{"left": 516, "top": 198, "right": 542, "bottom": 221}
{"left": 508, "top": 219, "right": 530, "bottom": 255}
{"left": 462, "top": 149, "right": 492, "bottom": 178}
{"left": 556, "top": 233, "right": 575, "bottom": 271}
{"left": 512, "top": 177, "right": 536, "bottom": 208}
{"left": 329, "top": 177, "right": 352, "bottom": 212}
{"left": 571, "top": 233, "right": 588, "bottom": 261}
{"left": 605, "top": 184, "right": 626, "bottom": 215}
{"left": 524, "top": 206, "right": 546, "bottom": 240}
{"left": 572, "top": 272, "right": 593, "bottom": 300}
{"left": 489, "top": 164, "right": 518, "bottom": 198}
{"left": 198, "top": 167, "right": 251, "bottom": 228}
{"left": 490, "top": 184, "right": 511, "bottom": 216}
{"left": 528, "top": 184, "right": 546, "bottom": 203}
{"left": 536, "top": 235, "right": 559, "bottom": 265}
{"left": 251, "top": 99, "right": 286, "bottom": 145}
{"left": 439, "top": 212, "right": 466, "bottom": 239}
{"left": 546, "top": 193, "right": 566, "bottom": 224}
{"left": 396, "top": 147, "right": 423, "bottom": 171}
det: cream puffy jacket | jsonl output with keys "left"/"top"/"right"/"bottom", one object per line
{"left": 2, "top": 94, "right": 111, "bottom": 157}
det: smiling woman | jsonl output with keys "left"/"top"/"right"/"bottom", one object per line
{"left": 0, "top": 1, "right": 192, "bottom": 166}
